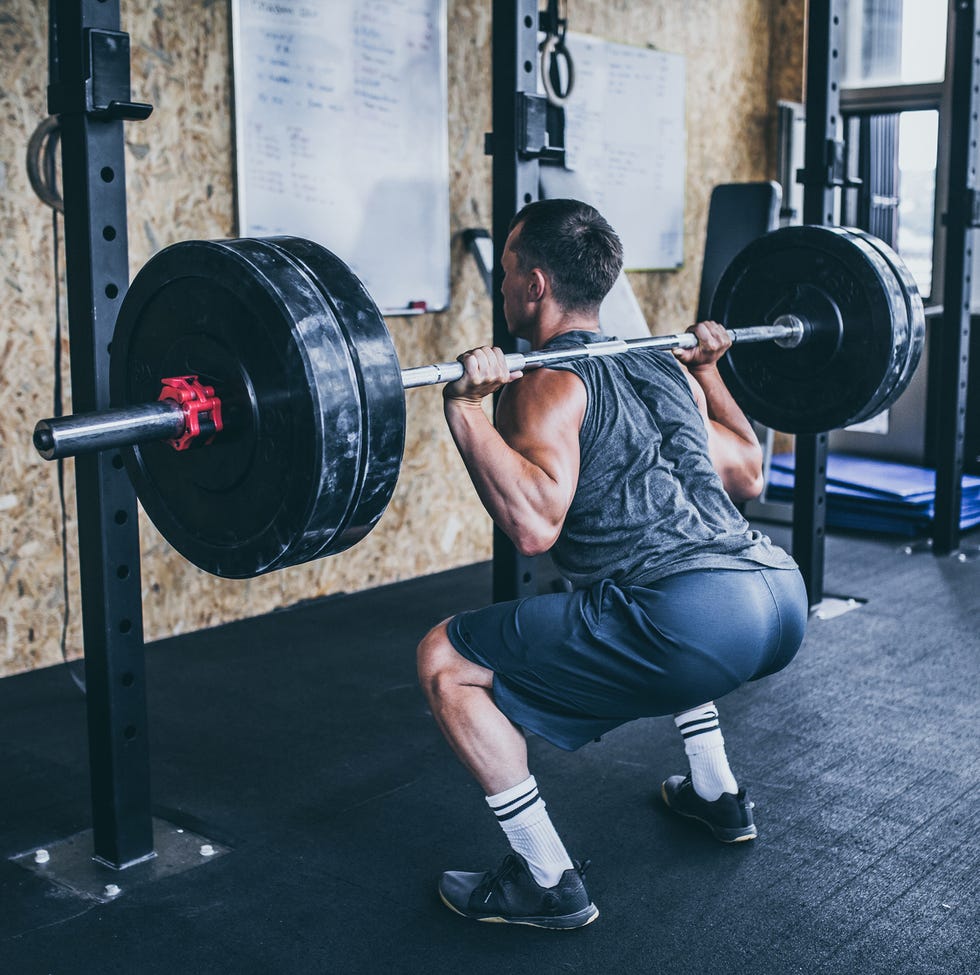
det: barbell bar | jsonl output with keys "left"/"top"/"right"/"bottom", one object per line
{"left": 34, "top": 316, "right": 807, "bottom": 461}
{"left": 34, "top": 400, "right": 185, "bottom": 460}
{"left": 30, "top": 225, "right": 924, "bottom": 579}
{"left": 400, "top": 316, "right": 806, "bottom": 388}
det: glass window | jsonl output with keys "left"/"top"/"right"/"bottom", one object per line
{"left": 897, "top": 110, "right": 938, "bottom": 299}
{"left": 841, "top": 0, "right": 948, "bottom": 86}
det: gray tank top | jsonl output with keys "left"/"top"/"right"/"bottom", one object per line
{"left": 544, "top": 330, "right": 797, "bottom": 588}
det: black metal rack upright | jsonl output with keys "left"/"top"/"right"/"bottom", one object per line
{"left": 490, "top": 0, "right": 544, "bottom": 603}
{"left": 933, "top": 0, "right": 978, "bottom": 555}
{"left": 49, "top": 0, "right": 154, "bottom": 869}
{"left": 793, "top": 0, "right": 845, "bottom": 606}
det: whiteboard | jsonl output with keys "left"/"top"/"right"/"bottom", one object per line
{"left": 559, "top": 33, "right": 686, "bottom": 271}
{"left": 231, "top": 0, "right": 451, "bottom": 314}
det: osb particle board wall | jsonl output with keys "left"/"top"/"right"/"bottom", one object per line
{"left": 0, "top": 0, "right": 804, "bottom": 678}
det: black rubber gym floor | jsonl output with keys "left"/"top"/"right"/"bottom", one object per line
{"left": 1, "top": 524, "right": 978, "bottom": 975}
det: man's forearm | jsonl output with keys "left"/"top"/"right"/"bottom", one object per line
{"left": 690, "top": 364, "right": 760, "bottom": 448}
{"left": 689, "top": 364, "right": 764, "bottom": 502}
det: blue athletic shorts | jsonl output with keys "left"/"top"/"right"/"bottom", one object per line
{"left": 446, "top": 567, "right": 808, "bottom": 751}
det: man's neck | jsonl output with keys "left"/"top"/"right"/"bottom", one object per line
{"left": 529, "top": 308, "right": 600, "bottom": 350}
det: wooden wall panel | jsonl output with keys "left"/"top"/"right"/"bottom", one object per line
{"left": 0, "top": 0, "right": 803, "bottom": 677}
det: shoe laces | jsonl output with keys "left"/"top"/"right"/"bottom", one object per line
{"left": 475, "top": 854, "right": 593, "bottom": 903}
{"left": 475, "top": 854, "right": 524, "bottom": 903}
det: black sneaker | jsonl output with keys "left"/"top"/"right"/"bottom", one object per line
{"left": 661, "top": 775, "right": 757, "bottom": 843}
{"left": 438, "top": 852, "right": 599, "bottom": 929}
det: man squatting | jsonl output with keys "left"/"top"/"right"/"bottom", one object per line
{"left": 417, "top": 198, "right": 808, "bottom": 929}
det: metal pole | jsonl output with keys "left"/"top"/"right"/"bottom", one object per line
{"left": 402, "top": 319, "right": 805, "bottom": 387}
{"left": 794, "top": 0, "right": 843, "bottom": 607}
{"left": 34, "top": 401, "right": 185, "bottom": 459}
{"left": 490, "top": 0, "right": 541, "bottom": 603}
{"left": 51, "top": 0, "right": 154, "bottom": 868}
{"left": 38, "top": 321, "right": 807, "bottom": 460}
{"left": 933, "top": 0, "right": 977, "bottom": 554}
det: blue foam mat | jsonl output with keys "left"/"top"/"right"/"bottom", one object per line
{"left": 765, "top": 453, "right": 980, "bottom": 536}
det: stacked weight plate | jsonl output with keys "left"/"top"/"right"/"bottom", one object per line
{"left": 711, "top": 224, "right": 924, "bottom": 434}
{"left": 841, "top": 227, "right": 926, "bottom": 415}
{"left": 110, "top": 237, "right": 405, "bottom": 578}
{"left": 265, "top": 237, "right": 407, "bottom": 561}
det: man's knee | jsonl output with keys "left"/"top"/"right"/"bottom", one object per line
{"left": 416, "top": 618, "right": 492, "bottom": 704}
{"left": 417, "top": 618, "right": 453, "bottom": 687}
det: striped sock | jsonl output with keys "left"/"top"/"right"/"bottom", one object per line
{"left": 486, "top": 775, "right": 574, "bottom": 888}
{"left": 674, "top": 702, "right": 739, "bottom": 801}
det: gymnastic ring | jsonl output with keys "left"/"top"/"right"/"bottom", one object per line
{"left": 26, "top": 116, "right": 64, "bottom": 214}
{"left": 540, "top": 34, "right": 575, "bottom": 107}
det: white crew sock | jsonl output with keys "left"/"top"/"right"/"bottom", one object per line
{"left": 674, "top": 702, "right": 739, "bottom": 801}
{"left": 486, "top": 775, "right": 574, "bottom": 888}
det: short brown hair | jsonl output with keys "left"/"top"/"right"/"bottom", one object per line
{"left": 508, "top": 198, "right": 623, "bottom": 313}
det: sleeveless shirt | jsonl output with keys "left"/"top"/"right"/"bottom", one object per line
{"left": 544, "top": 330, "right": 797, "bottom": 589}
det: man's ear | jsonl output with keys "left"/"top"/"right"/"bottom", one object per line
{"left": 528, "top": 268, "right": 548, "bottom": 302}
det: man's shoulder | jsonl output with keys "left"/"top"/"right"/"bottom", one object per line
{"left": 497, "top": 367, "right": 587, "bottom": 435}
{"left": 516, "top": 365, "right": 587, "bottom": 399}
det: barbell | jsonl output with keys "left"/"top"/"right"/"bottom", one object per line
{"left": 32, "top": 225, "right": 925, "bottom": 579}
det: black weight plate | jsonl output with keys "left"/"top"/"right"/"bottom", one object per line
{"left": 818, "top": 226, "right": 911, "bottom": 426}
{"left": 841, "top": 228, "right": 926, "bottom": 421}
{"left": 266, "top": 237, "right": 406, "bottom": 557}
{"left": 110, "top": 238, "right": 364, "bottom": 578}
{"left": 711, "top": 224, "right": 909, "bottom": 433}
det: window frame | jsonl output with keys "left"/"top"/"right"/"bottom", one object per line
{"left": 839, "top": 83, "right": 943, "bottom": 304}
{"left": 838, "top": 0, "right": 955, "bottom": 308}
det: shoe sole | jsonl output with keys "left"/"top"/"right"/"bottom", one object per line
{"left": 438, "top": 889, "right": 599, "bottom": 929}
{"left": 660, "top": 781, "right": 758, "bottom": 843}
